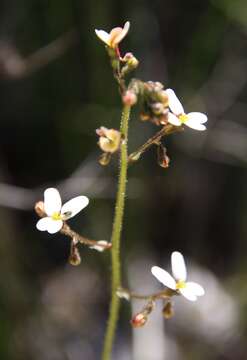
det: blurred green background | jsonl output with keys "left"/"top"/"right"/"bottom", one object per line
{"left": 0, "top": 0, "right": 247, "bottom": 359}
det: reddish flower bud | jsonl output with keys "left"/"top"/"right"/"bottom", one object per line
{"left": 122, "top": 90, "right": 137, "bottom": 106}
{"left": 131, "top": 312, "right": 147, "bottom": 328}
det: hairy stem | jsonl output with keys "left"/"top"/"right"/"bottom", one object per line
{"left": 102, "top": 105, "right": 131, "bottom": 360}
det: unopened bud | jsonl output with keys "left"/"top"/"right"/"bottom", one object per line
{"left": 122, "top": 90, "right": 137, "bottom": 106}
{"left": 151, "top": 102, "right": 165, "bottom": 115}
{"left": 157, "top": 90, "right": 169, "bottom": 106}
{"left": 122, "top": 52, "right": 139, "bottom": 68}
{"left": 157, "top": 144, "right": 170, "bottom": 168}
{"left": 99, "top": 152, "right": 112, "bottom": 166}
{"left": 140, "top": 112, "right": 150, "bottom": 122}
{"left": 121, "top": 53, "right": 139, "bottom": 77}
{"left": 131, "top": 312, "right": 147, "bottom": 328}
{"left": 35, "top": 201, "right": 45, "bottom": 217}
{"left": 162, "top": 301, "right": 174, "bottom": 319}
{"left": 153, "top": 82, "right": 164, "bottom": 92}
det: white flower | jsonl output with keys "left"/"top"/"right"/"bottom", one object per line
{"left": 36, "top": 188, "right": 89, "bottom": 234}
{"left": 95, "top": 21, "right": 130, "bottom": 49}
{"left": 151, "top": 251, "right": 205, "bottom": 302}
{"left": 166, "top": 88, "right": 207, "bottom": 131}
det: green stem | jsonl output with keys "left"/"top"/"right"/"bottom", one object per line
{"left": 102, "top": 105, "right": 131, "bottom": 360}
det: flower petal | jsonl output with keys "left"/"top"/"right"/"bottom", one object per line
{"left": 46, "top": 219, "right": 63, "bottom": 234}
{"left": 171, "top": 251, "right": 187, "bottom": 281}
{"left": 166, "top": 88, "right": 184, "bottom": 115}
{"left": 95, "top": 30, "right": 110, "bottom": 46}
{"left": 185, "top": 119, "right": 206, "bottom": 131}
{"left": 168, "top": 112, "right": 182, "bottom": 126}
{"left": 187, "top": 112, "right": 207, "bottom": 124}
{"left": 186, "top": 282, "right": 205, "bottom": 296}
{"left": 44, "top": 188, "right": 62, "bottom": 216}
{"left": 179, "top": 286, "right": 197, "bottom": 301}
{"left": 61, "top": 196, "right": 89, "bottom": 219}
{"left": 151, "top": 266, "right": 176, "bottom": 290}
{"left": 185, "top": 113, "right": 207, "bottom": 130}
{"left": 111, "top": 21, "right": 130, "bottom": 47}
{"left": 36, "top": 217, "right": 51, "bottom": 231}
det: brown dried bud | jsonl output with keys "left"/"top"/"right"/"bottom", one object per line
{"left": 122, "top": 90, "right": 137, "bottom": 106}
{"left": 157, "top": 144, "right": 170, "bottom": 168}
{"left": 162, "top": 302, "right": 174, "bottom": 319}
{"left": 131, "top": 312, "right": 148, "bottom": 328}
{"left": 97, "top": 127, "right": 121, "bottom": 154}
{"left": 34, "top": 201, "right": 46, "bottom": 217}
{"left": 69, "top": 242, "right": 81, "bottom": 266}
{"left": 99, "top": 152, "right": 112, "bottom": 166}
{"left": 140, "top": 112, "right": 150, "bottom": 122}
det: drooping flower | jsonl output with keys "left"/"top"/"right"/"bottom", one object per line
{"left": 95, "top": 21, "right": 130, "bottom": 49}
{"left": 151, "top": 251, "right": 205, "bottom": 301}
{"left": 166, "top": 88, "right": 207, "bottom": 131}
{"left": 36, "top": 188, "right": 89, "bottom": 234}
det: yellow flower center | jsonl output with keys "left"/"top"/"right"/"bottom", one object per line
{"left": 51, "top": 212, "right": 62, "bottom": 221}
{"left": 178, "top": 114, "right": 189, "bottom": 124}
{"left": 176, "top": 280, "right": 186, "bottom": 290}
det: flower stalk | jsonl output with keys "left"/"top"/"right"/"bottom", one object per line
{"left": 128, "top": 124, "right": 184, "bottom": 163}
{"left": 102, "top": 104, "right": 131, "bottom": 360}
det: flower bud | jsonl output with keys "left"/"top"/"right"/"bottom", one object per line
{"left": 99, "top": 152, "right": 112, "bottom": 166}
{"left": 69, "top": 243, "right": 81, "bottom": 266}
{"left": 35, "top": 201, "right": 46, "bottom": 217}
{"left": 157, "top": 90, "right": 169, "bottom": 106}
{"left": 131, "top": 312, "right": 147, "bottom": 328}
{"left": 122, "top": 52, "right": 139, "bottom": 69}
{"left": 151, "top": 102, "right": 165, "bottom": 115}
{"left": 122, "top": 90, "right": 137, "bottom": 106}
{"left": 162, "top": 302, "right": 174, "bottom": 319}
{"left": 140, "top": 112, "right": 150, "bottom": 122}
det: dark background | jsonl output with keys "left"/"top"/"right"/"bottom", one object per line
{"left": 0, "top": 0, "right": 246, "bottom": 359}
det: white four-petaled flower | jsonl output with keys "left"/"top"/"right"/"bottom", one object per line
{"left": 36, "top": 188, "right": 89, "bottom": 234}
{"left": 95, "top": 21, "right": 130, "bottom": 49}
{"left": 166, "top": 88, "right": 207, "bottom": 131}
{"left": 151, "top": 251, "right": 205, "bottom": 301}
